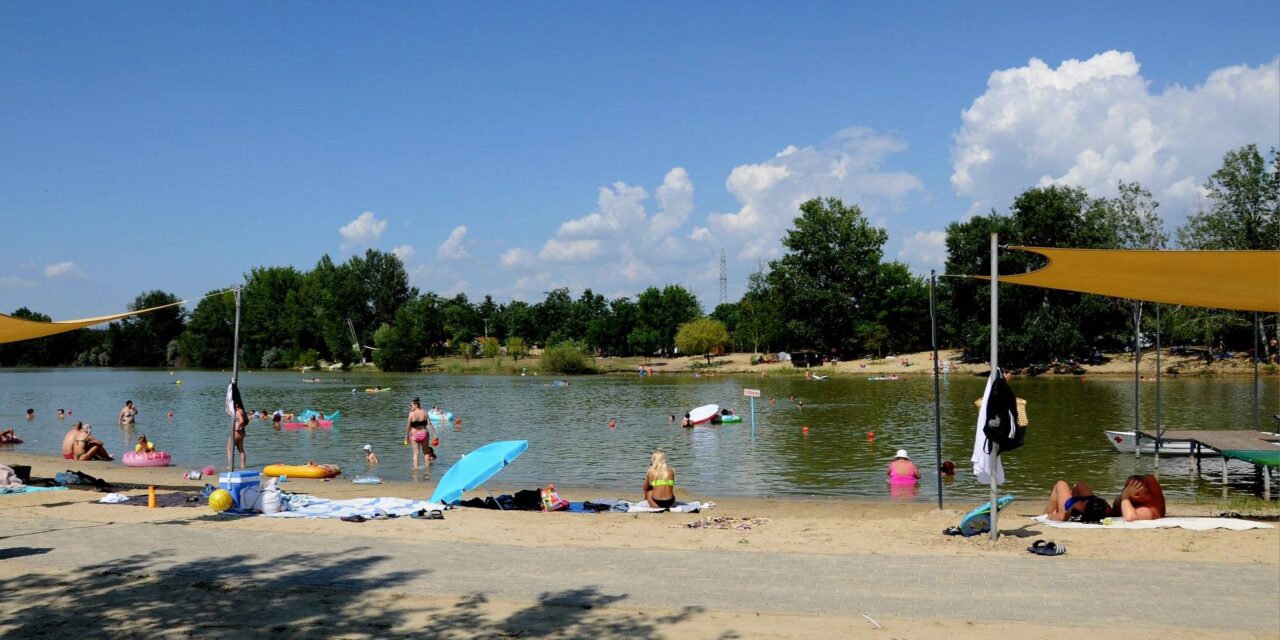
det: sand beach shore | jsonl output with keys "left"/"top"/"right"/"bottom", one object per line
{"left": 1, "top": 450, "right": 1276, "bottom": 639}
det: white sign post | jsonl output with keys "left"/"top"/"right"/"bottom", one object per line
{"left": 744, "top": 388, "right": 760, "bottom": 442}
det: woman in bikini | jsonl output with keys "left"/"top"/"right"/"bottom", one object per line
{"left": 643, "top": 448, "right": 677, "bottom": 509}
{"left": 405, "top": 397, "right": 437, "bottom": 469}
{"left": 227, "top": 396, "right": 249, "bottom": 469}
{"left": 73, "top": 424, "right": 112, "bottom": 461}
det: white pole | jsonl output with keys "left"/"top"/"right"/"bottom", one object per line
{"left": 989, "top": 233, "right": 1000, "bottom": 542}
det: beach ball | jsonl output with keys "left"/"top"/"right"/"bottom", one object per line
{"left": 208, "top": 489, "right": 234, "bottom": 512}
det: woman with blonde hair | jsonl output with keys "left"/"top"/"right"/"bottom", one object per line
{"left": 643, "top": 448, "right": 677, "bottom": 509}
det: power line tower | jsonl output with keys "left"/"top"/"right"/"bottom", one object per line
{"left": 719, "top": 248, "right": 728, "bottom": 306}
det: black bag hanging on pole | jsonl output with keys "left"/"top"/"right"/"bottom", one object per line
{"left": 983, "top": 369, "right": 1026, "bottom": 454}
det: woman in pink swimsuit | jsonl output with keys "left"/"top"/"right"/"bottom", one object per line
{"left": 887, "top": 449, "right": 920, "bottom": 484}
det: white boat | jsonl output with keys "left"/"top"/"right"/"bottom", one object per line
{"left": 1103, "top": 431, "right": 1198, "bottom": 456}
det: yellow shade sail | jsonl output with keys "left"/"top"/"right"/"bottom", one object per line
{"left": 977, "top": 247, "right": 1280, "bottom": 313}
{"left": 0, "top": 300, "right": 186, "bottom": 345}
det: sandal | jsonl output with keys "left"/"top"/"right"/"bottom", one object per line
{"left": 1028, "top": 539, "right": 1066, "bottom": 556}
{"left": 943, "top": 526, "right": 962, "bottom": 536}
{"left": 411, "top": 509, "right": 444, "bottom": 520}
{"left": 340, "top": 515, "right": 367, "bottom": 523}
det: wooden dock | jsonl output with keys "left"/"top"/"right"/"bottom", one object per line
{"left": 1138, "top": 429, "right": 1280, "bottom": 499}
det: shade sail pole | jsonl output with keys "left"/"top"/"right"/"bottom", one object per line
{"left": 930, "top": 270, "right": 943, "bottom": 510}
{"left": 1133, "top": 302, "right": 1142, "bottom": 459}
{"left": 1155, "top": 305, "right": 1162, "bottom": 468}
{"left": 230, "top": 288, "right": 241, "bottom": 472}
{"left": 1253, "top": 312, "right": 1260, "bottom": 430}
{"left": 989, "top": 233, "right": 1000, "bottom": 542}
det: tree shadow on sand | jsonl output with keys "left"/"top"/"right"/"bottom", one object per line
{"left": 0, "top": 549, "right": 706, "bottom": 639}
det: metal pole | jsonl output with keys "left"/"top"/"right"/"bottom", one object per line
{"left": 231, "top": 288, "right": 241, "bottom": 472}
{"left": 931, "top": 270, "right": 943, "bottom": 510}
{"left": 750, "top": 396, "right": 756, "bottom": 445}
{"left": 1155, "top": 305, "right": 1162, "bottom": 467}
{"left": 1133, "top": 302, "right": 1142, "bottom": 459}
{"left": 989, "top": 233, "right": 1000, "bottom": 542}
{"left": 1253, "top": 312, "right": 1260, "bottom": 430}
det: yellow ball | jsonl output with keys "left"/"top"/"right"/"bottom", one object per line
{"left": 208, "top": 489, "right": 234, "bottom": 512}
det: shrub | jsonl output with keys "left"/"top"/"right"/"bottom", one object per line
{"left": 540, "top": 341, "right": 595, "bottom": 374}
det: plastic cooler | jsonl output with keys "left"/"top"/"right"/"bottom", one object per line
{"left": 218, "top": 470, "right": 261, "bottom": 509}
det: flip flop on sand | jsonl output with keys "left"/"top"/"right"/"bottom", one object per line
{"left": 1028, "top": 540, "right": 1066, "bottom": 556}
{"left": 412, "top": 509, "right": 444, "bottom": 520}
{"left": 341, "top": 515, "right": 367, "bottom": 523}
{"left": 943, "top": 526, "right": 962, "bottom": 536}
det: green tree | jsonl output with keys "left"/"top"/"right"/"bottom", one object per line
{"left": 479, "top": 336, "right": 501, "bottom": 359}
{"left": 540, "top": 340, "right": 595, "bottom": 374}
{"left": 177, "top": 290, "right": 236, "bottom": 368}
{"left": 766, "top": 197, "right": 887, "bottom": 357}
{"left": 506, "top": 336, "right": 529, "bottom": 361}
{"left": 1178, "top": 145, "right": 1279, "bottom": 250}
{"left": 675, "top": 317, "right": 731, "bottom": 364}
{"left": 107, "top": 290, "right": 186, "bottom": 366}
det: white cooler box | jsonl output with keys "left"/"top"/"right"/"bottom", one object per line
{"left": 219, "top": 470, "right": 261, "bottom": 509}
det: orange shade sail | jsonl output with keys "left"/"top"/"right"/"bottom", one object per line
{"left": 977, "top": 247, "right": 1280, "bottom": 313}
{"left": 0, "top": 300, "right": 186, "bottom": 345}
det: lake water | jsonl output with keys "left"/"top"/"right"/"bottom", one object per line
{"left": 2, "top": 368, "right": 1276, "bottom": 501}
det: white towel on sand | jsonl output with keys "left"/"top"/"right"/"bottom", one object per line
{"left": 1031, "top": 514, "right": 1273, "bottom": 531}
{"left": 626, "top": 501, "right": 709, "bottom": 513}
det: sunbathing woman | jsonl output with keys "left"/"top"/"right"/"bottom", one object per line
{"left": 73, "top": 424, "right": 113, "bottom": 461}
{"left": 643, "top": 448, "right": 677, "bottom": 509}
{"left": 1111, "top": 475, "right": 1166, "bottom": 521}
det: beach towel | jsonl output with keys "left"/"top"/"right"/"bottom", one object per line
{"left": 0, "top": 486, "right": 68, "bottom": 495}
{"left": 0, "top": 464, "right": 23, "bottom": 488}
{"left": 265, "top": 495, "right": 444, "bottom": 519}
{"left": 626, "top": 500, "right": 710, "bottom": 513}
{"left": 1031, "top": 514, "right": 1273, "bottom": 531}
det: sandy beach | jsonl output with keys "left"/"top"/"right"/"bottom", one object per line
{"left": 2, "top": 450, "right": 1276, "bottom": 639}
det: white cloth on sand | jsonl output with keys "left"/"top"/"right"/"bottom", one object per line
{"left": 1031, "top": 514, "right": 1273, "bottom": 531}
{"left": 98, "top": 493, "right": 130, "bottom": 503}
{"left": 970, "top": 373, "right": 1004, "bottom": 485}
{"left": 0, "top": 464, "right": 23, "bottom": 488}
{"left": 626, "top": 500, "right": 709, "bottom": 513}
{"left": 266, "top": 495, "right": 444, "bottom": 519}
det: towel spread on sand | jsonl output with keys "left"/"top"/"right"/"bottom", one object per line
{"left": 265, "top": 495, "right": 444, "bottom": 519}
{"left": 1031, "top": 514, "right": 1273, "bottom": 531}
{"left": 0, "top": 486, "right": 69, "bottom": 495}
{"left": 626, "top": 501, "right": 708, "bottom": 513}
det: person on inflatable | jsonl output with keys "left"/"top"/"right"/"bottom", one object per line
{"left": 0, "top": 429, "right": 20, "bottom": 444}
{"left": 135, "top": 435, "right": 156, "bottom": 453}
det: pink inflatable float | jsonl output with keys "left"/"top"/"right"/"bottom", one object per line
{"left": 123, "top": 451, "right": 172, "bottom": 467}
{"left": 281, "top": 420, "right": 333, "bottom": 429}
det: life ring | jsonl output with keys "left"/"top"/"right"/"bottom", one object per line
{"left": 262, "top": 463, "right": 340, "bottom": 479}
{"left": 123, "top": 451, "right": 172, "bottom": 467}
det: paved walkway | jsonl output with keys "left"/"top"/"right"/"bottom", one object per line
{"left": 2, "top": 515, "right": 1277, "bottom": 632}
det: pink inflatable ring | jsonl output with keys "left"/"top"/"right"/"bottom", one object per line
{"left": 123, "top": 451, "right": 172, "bottom": 467}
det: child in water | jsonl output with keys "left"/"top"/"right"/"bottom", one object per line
{"left": 135, "top": 435, "right": 155, "bottom": 453}
{"left": 363, "top": 444, "right": 379, "bottom": 466}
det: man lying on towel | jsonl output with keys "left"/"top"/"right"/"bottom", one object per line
{"left": 1044, "top": 475, "right": 1166, "bottom": 522}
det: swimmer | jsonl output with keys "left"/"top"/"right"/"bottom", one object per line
{"left": 118, "top": 400, "right": 137, "bottom": 425}
{"left": 363, "top": 444, "right": 379, "bottom": 466}
{"left": 26, "top": 409, "right": 34, "bottom": 421}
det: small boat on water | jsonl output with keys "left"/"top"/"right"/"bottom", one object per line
{"left": 687, "top": 404, "right": 720, "bottom": 425}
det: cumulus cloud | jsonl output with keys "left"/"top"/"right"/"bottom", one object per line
{"left": 0, "top": 275, "right": 37, "bottom": 288}
{"left": 648, "top": 168, "right": 695, "bottom": 238}
{"left": 708, "top": 128, "right": 925, "bottom": 260}
{"left": 339, "top": 211, "right": 388, "bottom": 250}
{"left": 499, "top": 248, "right": 535, "bottom": 269}
{"left": 44, "top": 261, "right": 83, "bottom": 279}
{"left": 391, "top": 245, "right": 415, "bottom": 262}
{"left": 951, "top": 52, "right": 1280, "bottom": 220}
{"left": 436, "top": 226, "right": 469, "bottom": 260}
{"left": 539, "top": 238, "right": 604, "bottom": 263}
{"left": 897, "top": 230, "right": 947, "bottom": 270}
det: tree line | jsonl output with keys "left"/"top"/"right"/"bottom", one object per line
{"left": 2, "top": 144, "right": 1275, "bottom": 371}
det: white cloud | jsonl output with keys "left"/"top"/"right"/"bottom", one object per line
{"left": 648, "top": 168, "right": 695, "bottom": 238}
{"left": 951, "top": 52, "right": 1280, "bottom": 220}
{"left": 44, "top": 261, "right": 83, "bottom": 279}
{"left": 709, "top": 128, "right": 925, "bottom": 260}
{"left": 0, "top": 275, "right": 37, "bottom": 288}
{"left": 339, "top": 211, "right": 388, "bottom": 250}
{"left": 897, "top": 230, "right": 947, "bottom": 270}
{"left": 556, "top": 182, "right": 649, "bottom": 239}
{"left": 499, "top": 248, "right": 535, "bottom": 269}
{"left": 390, "top": 244, "right": 415, "bottom": 262}
{"left": 436, "top": 226, "right": 469, "bottom": 260}
{"left": 539, "top": 238, "right": 604, "bottom": 263}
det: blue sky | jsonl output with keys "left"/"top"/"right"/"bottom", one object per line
{"left": 2, "top": 3, "right": 1277, "bottom": 318}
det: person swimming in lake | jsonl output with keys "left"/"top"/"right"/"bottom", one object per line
{"left": 118, "top": 400, "right": 137, "bottom": 425}
{"left": 26, "top": 409, "right": 34, "bottom": 421}
{"left": 643, "top": 448, "right": 677, "bottom": 509}
{"left": 887, "top": 449, "right": 920, "bottom": 485}
{"left": 406, "top": 397, "right": 438, "bottom": 468}
{"left": 307, "top": 414, "right": 320, "bottom": 429}
{"left": 57, "top": 408, "right": 65, "bottom": 420}
{"left": 680, "top": 413, "right": 694, "bottom": 428}
{"left": 363, "top": 444, "right": 379, "bottom": 466}
{"left": 940, "top": 460, "right": 956, "bottom": 479}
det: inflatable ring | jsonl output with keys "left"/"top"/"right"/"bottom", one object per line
{"left": 123, "top": 451, "right": 172, "bottom": 467}
{"left": 262, "top": 463, "right": 340, "bottom": 479}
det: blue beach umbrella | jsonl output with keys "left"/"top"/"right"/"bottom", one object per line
{"left": 429, "top": 440, "right": 528, "bottom": 505}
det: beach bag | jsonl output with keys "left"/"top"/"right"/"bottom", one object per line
{"left": 540, "top": 484, "right": 569, "bottom": 512}
{"left": 982, "top": 371, "right": 1026, "bottom": 454}
{"left": 250, "top": 477, "right": 283, "bottom": 514}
